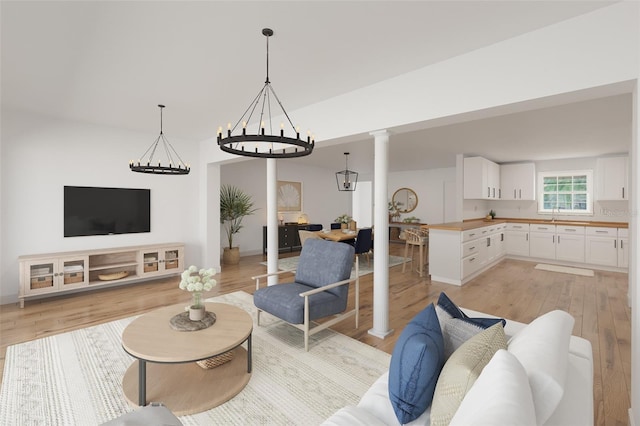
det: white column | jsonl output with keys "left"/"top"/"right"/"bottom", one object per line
{"left": 629, "top": 81, "right": 639, "bottom": 426}
{"left": 368, "top": 129, "right": 393, "bottom": 338}
{"left": 266, "top": 158, "right": 279, "bottom": 285}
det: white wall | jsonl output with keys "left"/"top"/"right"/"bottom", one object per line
{"left": 386, "top": 167, "right": 456, "bottom": 225}
{"left": 0, "top": 110, "right": 201, "bottom": 304}
{"left": 220, "top": 159, "right": 349, "bottom": 256}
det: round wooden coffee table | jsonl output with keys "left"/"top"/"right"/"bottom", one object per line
{"left": 121, "top": 302, "right": 252, "bottom": 415}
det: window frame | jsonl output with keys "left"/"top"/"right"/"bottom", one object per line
{"left": 537, "top": 170, "right": 593, "bottom": 215}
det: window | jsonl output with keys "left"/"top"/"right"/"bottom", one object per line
{"left": 537, "top": 170, "right": 593, "bottom": 215}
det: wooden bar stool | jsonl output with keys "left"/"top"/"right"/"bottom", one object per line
{"left": 402, "top": 228, "right": 429, "bottom": 277}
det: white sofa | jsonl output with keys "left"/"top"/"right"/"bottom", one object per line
{"left": 323, "top": 309, "right": 593, "bottom": 426}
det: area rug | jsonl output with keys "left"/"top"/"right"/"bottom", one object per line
{"left": 261, "top": 255, "right": 409, "bottom": 279}
{"left": 534, "top": 263, "right": 595, "bottom": 277}
{"left": 0, "top": 291, "right": 390, "bottom": 425}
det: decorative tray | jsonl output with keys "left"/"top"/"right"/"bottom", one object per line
{"left": 98, "top": 271, "right": 129, "bottom": 281}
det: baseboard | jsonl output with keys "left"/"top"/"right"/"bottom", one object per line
{"left": 0, "top": 293, "right": 19, "bottom": 306}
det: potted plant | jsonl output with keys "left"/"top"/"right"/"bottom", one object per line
{"left": 220, "top": 184, "right": 257, "bottom": 265}
{"left": 179, "top": 265, "right": 217, "bottom": 320}
{"left": 335, "top": 213, "right": 352, "bottom": 230}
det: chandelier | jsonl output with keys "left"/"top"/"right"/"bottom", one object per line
{"left": 217, "top": 28, "right": 314, "bottom": 159}
{"left": 336, "top": 152, "right": 358, "bottom": 191}
{"left": 130, "top": 104, "right": 190, "bottom": 175}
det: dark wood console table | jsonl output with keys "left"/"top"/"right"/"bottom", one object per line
{"left": 262, "top": 224, "right": 323, "bottom": 254}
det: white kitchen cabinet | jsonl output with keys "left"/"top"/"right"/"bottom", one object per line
{"left": 429, "top": 223, "right": 505, "bottom": 286}
{"left": 596, "top": 156, "right": 629, "bottom": 200}
{"left": 529, "top": 224, "right": 586, "bottom": 263}
{"left": 529, "top": 224, "right": 556, "bottom": 260}
{"left": 463, "top": 156, "right": 500, "bottom": 200}
{"left": 585, "top": 227, "right": 618, "bottom": 267}
{"left": 555, "top": 225, "right": 586, "bottom": 263}
{"left": 506, "top": 223, "right": 530, "bottom": 257}
{"left": 500, "top": 163, "right": 536, "bottom": 200}
{"left": 618, "top": 228, "right": 629, "bottom": 268}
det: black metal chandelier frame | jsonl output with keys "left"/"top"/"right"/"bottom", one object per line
{"left": 130, "top": 104, "right": 190, "bottom": 175}
{"left": 336, "top": 152, "right": 358, "bottom": 191}
{"left": 217, "top": 28, "right": 314, "bottom": 159}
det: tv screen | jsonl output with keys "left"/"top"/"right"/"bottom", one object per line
{"left": 64, "top": 186, "right": 151, "bottom": 237}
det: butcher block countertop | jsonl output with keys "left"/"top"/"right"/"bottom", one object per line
{"left": 427, "top": 218, "right": 628, "bottom": 231}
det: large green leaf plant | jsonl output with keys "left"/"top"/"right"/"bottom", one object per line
{"left": 220, "top": 184, "right": 257, "bottom": 249}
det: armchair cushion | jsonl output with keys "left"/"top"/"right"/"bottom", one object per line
{"left": 295, "top": 239, "right": 354, "bottom": 299}
{"left": 254, "top": 282, "right": 348, "bottom": 324}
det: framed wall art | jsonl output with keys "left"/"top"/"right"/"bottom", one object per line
{"left": 277, "top": 180, "right": 302, "bottom": 212}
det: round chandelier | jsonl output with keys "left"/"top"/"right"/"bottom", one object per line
{"left": 130, "top": 104, "right": 190, "bottom": 175}
{"left": 217, "top": 28, "right": 315, "bottom": 159}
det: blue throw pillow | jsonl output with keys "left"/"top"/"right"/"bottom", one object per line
{"left": 388, "top": 303, "right": 445, "bottom": 424}
{"left": 436, "top": 292, "right": 506, "bottom": 358}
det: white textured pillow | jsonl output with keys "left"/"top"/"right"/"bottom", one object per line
{"left": 450, "top": 349, "right": 537, "bottom": 426}
{"left": 430, "top": 323, "right": 507, "bottom": 426}
{"left": 507, "top": 310, "right": 574, "bottom": 424}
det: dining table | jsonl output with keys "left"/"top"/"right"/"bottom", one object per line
{"left": 315, "top": 229, "right": 358, "bottom": 242}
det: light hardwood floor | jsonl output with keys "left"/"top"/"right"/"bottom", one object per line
{"left": 0, "top": 243, "right": 631, "bottom": 426}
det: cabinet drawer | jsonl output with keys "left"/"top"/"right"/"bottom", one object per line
{"left": 462, "top": 253, "right": 483, "bottom": 277}
{"left": 461, "top": 240, "right": 481, "bottom": 257}
{"left": 586, "top": 227, "right": 617, "bottom": 237}
{"left": 506, "top": 223, "right": 529, "bottom": 231}
{"left": 462, "top": 228, "right": 483, "bottom": 242}
{"left": 617, "top": 228, "right": 628, "bottom": 238}
{"left": 556, "top": 225, "right": 585, "bottom": 235}
{"left": 530, "top": 224, "right": 555, "bottom": 233}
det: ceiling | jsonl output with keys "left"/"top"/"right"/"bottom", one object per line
{"left": 2, "top": 1, "right": 629, "bottom": 174}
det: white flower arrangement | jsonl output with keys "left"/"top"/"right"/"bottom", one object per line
{"left": 179, "top": 265, "right": 217, "bottom": 292}
{"left": 335, "top": 214, "right": 352, "bottom": 224}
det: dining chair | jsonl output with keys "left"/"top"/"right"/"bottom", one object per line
{"left": 353, "top": 228, "right": 373, "bottom": 266}
{"left": 402, "top": 227, "right": 429, "bottom": 277}
{"left": 298, "top": 230, "right": 322, "bottom": 247}
{"left": 252, "top": 239, "right": 359, "bottom": 351}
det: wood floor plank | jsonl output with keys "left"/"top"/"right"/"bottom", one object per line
{"left": 0, "top": 247, "right": 630, "bottom": 426}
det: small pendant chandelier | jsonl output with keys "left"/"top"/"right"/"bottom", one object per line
{"left": 336, "top": 152, "right": 358, "bottom": 191}
{"left": 130, "top": 104, "right": 190, "bottom": 175}
{"left": 217, "top": 28, "right": 314, "bottom": 159}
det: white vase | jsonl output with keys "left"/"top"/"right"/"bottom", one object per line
{"left": 189, "top": 306, "right": 205, "bottom": 321}
{"left": 189, "top": 291, "right": 205, "bottom": 321}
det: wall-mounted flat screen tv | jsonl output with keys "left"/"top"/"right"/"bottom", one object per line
{"left": 64, "top": 186, "right": 151, "bottom": 237}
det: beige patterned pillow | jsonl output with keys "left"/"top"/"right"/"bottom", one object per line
{"left": 430, "top": 323, "right": 507, "bottom": 426}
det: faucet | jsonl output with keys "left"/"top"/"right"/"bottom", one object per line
{"left": 551, "top": 207, "right": 557, "bottom": 223}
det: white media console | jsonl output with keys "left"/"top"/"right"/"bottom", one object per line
{"left": 18, "top": 243, "right": 184, "bottom": 308}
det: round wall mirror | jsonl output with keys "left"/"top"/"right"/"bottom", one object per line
{"left": 392, "top": 188, "right": 418, "bottom": 213}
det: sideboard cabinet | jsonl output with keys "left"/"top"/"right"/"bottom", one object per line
{"left": 262, "top": 224, "right": 323, "bottom": 254}
{"left": 18, "top": 243, "right": 184, "bottom": 308}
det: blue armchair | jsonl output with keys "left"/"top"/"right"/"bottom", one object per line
{"left": 253, "top": 239, "right": 359, "bottom": 351}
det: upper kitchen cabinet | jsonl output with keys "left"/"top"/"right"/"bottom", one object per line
{"left": 463, "top": 156, "right": 500, "bottom": 200}
{"left": 596, "top": 155, "right": 628, "bottom": 200}
{"left": 500, "top": 163, "right": 536, "bottom": 201}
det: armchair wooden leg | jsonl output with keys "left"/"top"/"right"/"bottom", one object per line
{"left": 402, "top": 242, "right": 410, "bottom": 273}
{"left": 304, "top": 296, "right": 310, "bottom": 352}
